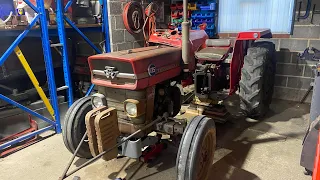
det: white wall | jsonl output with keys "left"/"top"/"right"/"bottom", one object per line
{"left": 218, "top": 0, "right": 295, "bottom": 33}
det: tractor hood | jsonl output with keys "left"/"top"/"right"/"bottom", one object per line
{"left": 88, "top": 46, "right": 182, "bottom": 90}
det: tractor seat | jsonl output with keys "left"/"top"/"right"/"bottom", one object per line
{"left": 195, "top": 39, "right": 231, "bottom": 61}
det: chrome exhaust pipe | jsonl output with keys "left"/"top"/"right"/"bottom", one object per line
{"left": 182, "top": 0, "right": 190, "bottom": 67}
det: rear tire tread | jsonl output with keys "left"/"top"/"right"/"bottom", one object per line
{"left": 239, "top": 41, "right": 276, "bottom": 118}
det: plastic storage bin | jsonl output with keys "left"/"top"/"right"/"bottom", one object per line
{"left": 188, "top": 3, "right": 197, "bottom": 11}
{"left": 200, "top": 3, "right": 216, "bottom": 11}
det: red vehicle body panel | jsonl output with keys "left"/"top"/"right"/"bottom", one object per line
{"left": 149, "top": 30, "right": 208, "bottom": 49}
{"left": 88, "top": 46, "right": 182, "bottom": 90}
{"left": 236, "top": 28, "right": 272, "bottom": 40}
{"left": 88, "top": 28, "right": 272, "bottom": 94}
{"left": 229, "top": 40, "right": 244, "bottom": 94}
{"left": 149, "top": 30, "right": 208, "bottom": 71}
{"left": 229, "top": 28, "right": 272, "bottom": 94}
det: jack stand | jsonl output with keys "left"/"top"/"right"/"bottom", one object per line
{"left": 140, "top": 142, "right": 167, "bottom": 163}
{"left": 140, "top": 134, "right": 166, "bottom": 163}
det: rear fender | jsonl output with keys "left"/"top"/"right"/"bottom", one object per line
{"left": 229, "top": 28, "right": 273, "bottom": 94}
{"left": 229, "top": 40, "right": 244, "bottom": 95}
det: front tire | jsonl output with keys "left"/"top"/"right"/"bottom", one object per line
{"left": 62, "top": 97, "right": 93, "bottom": 158}
{"left": 176, "top": 116, "right": 216, "bottom": 180}
{"left": 239, "top": 41, "right": 276, "bottom": 118}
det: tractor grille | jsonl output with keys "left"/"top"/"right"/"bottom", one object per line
{"left": 90, "top": 59, "right": 136, "bottom": 85}
{"left": 90, "top": 59, "right": 133, "bottom": 73}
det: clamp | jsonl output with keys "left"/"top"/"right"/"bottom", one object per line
{"left": 299, "top": 47, "right": 320, "bottom": 103}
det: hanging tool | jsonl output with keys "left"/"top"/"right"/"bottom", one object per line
{"left": 14, "top": 46, "right": 55, "bottom": 120}
{"left": 142, "top": 2, "right": 158, "bottom": 46}
{"left": 123, "top": 1, "right": 158, "bottom": 46}
{"left": 297, "top": 0, "right": 312, "bottom": 21}
{"left": 311, "top": 4, "right": 320, "bottom": 24}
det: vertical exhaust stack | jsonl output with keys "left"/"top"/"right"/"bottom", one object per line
{"left": 182, "top": 0, "right": 190, "bottom": 68}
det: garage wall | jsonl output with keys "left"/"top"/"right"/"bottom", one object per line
{"left": 218, "top": 0, "right": 295, "bottom": 34}
{"left": 256, "top": 37, "right": 319, "bottom": 103}
{"left": 219, "top": 2, "right": 320, "bottom": 103}
{"left": 269, "top": 7, "right": 320, "bottom": 103}
{"left": 107, "top": 0, "right": 171, "bottom": 52}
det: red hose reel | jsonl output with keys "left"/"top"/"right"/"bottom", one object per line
{"left": 122, "top": 1, "right": 144, "bottom": 34}
{"left": 123, "top": 1, "right": 158, "bottom": 46}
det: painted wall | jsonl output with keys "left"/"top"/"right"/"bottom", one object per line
{"left": 218, "top": 0, "right": 295, "bottom": 34}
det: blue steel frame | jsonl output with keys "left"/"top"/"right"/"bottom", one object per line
{"left": 60, "top": 0, "right": 111, "bottom": 97}
{"left": 0, "top": 0, "right": 111, "bottom": 151}
{"left": 0, "top": 0, "right": 61, "bottom": 150}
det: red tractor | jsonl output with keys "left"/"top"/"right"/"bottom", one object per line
{"left": 61, "top": 2, "right": 276, "bottom": 180}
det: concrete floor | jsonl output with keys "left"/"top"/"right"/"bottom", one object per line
{"left": 0, "top": 99, "right": 312, "bottom": 180}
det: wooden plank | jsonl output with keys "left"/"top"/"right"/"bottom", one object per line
{"left": 85, "top": 106, "right": 108, "bottom": 157}
{"left": 94, "top": 108, "right": 120, "bottom": 161}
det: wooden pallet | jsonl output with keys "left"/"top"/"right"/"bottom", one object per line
{"left": 186, "top": 103, "right": 229, "bottom": 123}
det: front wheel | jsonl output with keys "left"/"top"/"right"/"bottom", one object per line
{"left": 62, "top": 97, "right": 93, "bottom": 158}
{"left": 176, "top": 116, "right": 216, "bottom": 180}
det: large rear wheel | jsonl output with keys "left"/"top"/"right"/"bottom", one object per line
{"left": 62, "top": 97, "right": 93, "bottom": 158}
{"left": 176, "top": 116, "right": 216, "bottom": 180}
{"left": 239, "top": 41, "right": 276, "bottom": 118}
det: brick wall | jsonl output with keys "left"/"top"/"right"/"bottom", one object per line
{"left": 107, "top": 0, "right": 171, "bottom": 52}
{"left": 268, "top": 7, "right": 320, "bottom": 103}
{"left": 256, "top": 38, "right": 319, "bottom": 103}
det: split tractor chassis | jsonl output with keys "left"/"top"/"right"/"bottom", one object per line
{"left": 61, "top": 28, "right": 276, "bottom": 180}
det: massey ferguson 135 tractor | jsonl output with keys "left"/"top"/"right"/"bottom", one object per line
{"left": 61, "top": 1, "right": 276, "bottom": 180}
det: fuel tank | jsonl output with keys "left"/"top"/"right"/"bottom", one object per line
{"left": 88, "top": 46, "right": 182, "bottom": 90}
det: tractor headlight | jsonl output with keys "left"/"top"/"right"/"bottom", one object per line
{"left": 91, "top": 93, "right": 106, "bottom": 108}
{"left": 125, "top": 102, "right": 137, "bottom": 116}
{"left": 124, "top": 99, "right": 145, "bottom": 118}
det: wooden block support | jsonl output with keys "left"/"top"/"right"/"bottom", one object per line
{"left": 85, "top": 106, "right": 108, "bottom": 157}
{"left": 94, "top": 108, "right": 121, "bottom": 161}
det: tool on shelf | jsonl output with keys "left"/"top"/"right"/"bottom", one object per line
{"left": 170, "top": 0, "right": 217, "bottom": 38}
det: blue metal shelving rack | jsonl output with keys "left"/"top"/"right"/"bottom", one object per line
{"left": 58, "top": 0, "right": 110, "bottom": 96}
{"left": 0, "top": 0, "right": 110, "bottom": 151}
